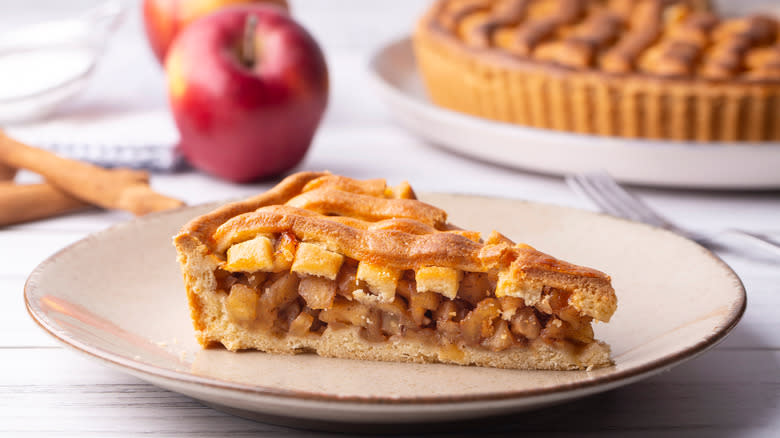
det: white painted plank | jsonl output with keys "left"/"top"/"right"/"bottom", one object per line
{"left": 0, "top": 277, "right": 60, "bottom": 347}
{"left": 0, "top": 231, "right": 89, "bottom": 276}
{"left": 716, "top": 253, "right": 780, "bottom": 351}
{"left": 0, "top": 348, "right": 776, "bottom": 436}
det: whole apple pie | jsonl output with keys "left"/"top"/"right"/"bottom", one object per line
{"left": 414, "top": 0, "right": 780, "bottom": 141}
{"left": 173, "top": 172, "right": 618, "bottom": 370}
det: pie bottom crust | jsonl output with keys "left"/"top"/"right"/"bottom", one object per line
{"left": 207, "top": 321, "right": 610, "bottom": 372}
{"left": 413, "top": 19, "right": 780, "bottom": 142}
{"left": 178, "top": 236, "right": 611, "bottom": 371}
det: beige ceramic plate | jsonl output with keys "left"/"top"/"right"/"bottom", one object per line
{"left": 25, "top": 195, "right": 745, "bottom": 428}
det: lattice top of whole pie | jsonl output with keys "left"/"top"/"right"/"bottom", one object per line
{"left": 181, "top": 172, "right": 617, "bottom": 323}
{"left": 424, "top": 0, "right": 780, "bottom": 81}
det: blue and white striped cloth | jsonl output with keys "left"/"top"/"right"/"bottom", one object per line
{"left": 6, "top": 108, "right": 183, "bottom": 171}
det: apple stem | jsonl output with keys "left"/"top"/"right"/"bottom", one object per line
{"left": 242, "top": 14, "right": 258, "bottom": 68}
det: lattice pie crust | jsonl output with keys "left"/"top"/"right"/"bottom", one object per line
{"left": 415, "top": 0, "right": 780, "bottom": 141}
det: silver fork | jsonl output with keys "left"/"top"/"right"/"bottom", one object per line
{"left": 566, "top": 172, "right": 780, "bottom": 257}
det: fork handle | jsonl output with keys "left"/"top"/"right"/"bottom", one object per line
{"left": 725, "top": 229, "right": 780, "bottom": 258}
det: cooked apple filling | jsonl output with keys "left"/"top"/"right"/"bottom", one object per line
{"left": 214, "top": 233, "right": 597, "bottom": 355}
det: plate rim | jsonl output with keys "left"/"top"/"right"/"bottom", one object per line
{"left": 24, "top": 196, "right": 747, "bottom": 405}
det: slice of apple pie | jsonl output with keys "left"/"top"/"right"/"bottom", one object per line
{"left": 174, "top": 172, "right": 617, "bottom": 370}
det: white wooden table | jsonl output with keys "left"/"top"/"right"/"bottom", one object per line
{"left": 1, "top": 1, "right": 779, "bottom": 436}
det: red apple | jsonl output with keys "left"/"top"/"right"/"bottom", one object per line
{"left": 143, "top": 0, "right": 289, "bottom": 64}
{"left": 165, "top": 5, "right": 328, "bottom": 182}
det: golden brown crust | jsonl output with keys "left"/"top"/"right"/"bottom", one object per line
{"left": 176, "top": 171, "right": 328, "bottom": 248}
{"left": 414, "top": 0, "right": 780, "bottom": 141}
{"left": 286, "top": 188, "right": 448, "bottom": 227}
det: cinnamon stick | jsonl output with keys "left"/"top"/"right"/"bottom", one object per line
{"left": 0, "top": 163, "right": 15, "bottom": 181}
{"left": 0, "top": 131, "right": 184, "bottom": 215}
{"left": 0, "top": 183, "right": 91, "bottom": 227}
